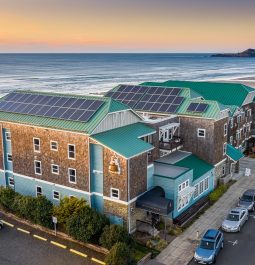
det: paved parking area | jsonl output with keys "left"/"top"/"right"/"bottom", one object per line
{"left": 155, "top": 157, "right": 255, "bottom": 265}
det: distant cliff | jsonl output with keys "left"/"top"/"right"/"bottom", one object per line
{"left": 212, "top": 49, "right": 255, "bottom": 57}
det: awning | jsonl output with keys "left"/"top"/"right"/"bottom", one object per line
{"left": 226, "top": 144, "right": 244, "bottom": 162}
{"left": 136, "top": 186, "right": 173, "bottom": 216}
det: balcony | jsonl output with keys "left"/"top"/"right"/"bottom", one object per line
{"left": 159, "top": 136, "right": 183, "bottom": 151}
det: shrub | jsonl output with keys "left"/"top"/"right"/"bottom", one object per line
{"left": 52, "top": 196, "right": 86, "bottom": 227}
{"left": 99, "top": 224, "right": 132, "bottom": 250}
{"left": 13, "top": 195, "right": 36, "bottom": 220}
{"left": 105, "top": 242, "right": 135, "bottom": 265}
{"left": 66, "top": 206, "right": 109, "bottom": 243}
{"left": 0, "top": 186, "right": 17, "bottom": 211}
{"left": 33, "top": 196, "right": 53, "bottom": 228}
{"left": 209, "top": 184, "right": 228, "bottom": 203}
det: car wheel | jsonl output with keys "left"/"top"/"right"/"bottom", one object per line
{"left": 221, "top": 242, "right": 224, "bottom": 249}
{"left": 213, "top": 256, "right": 217, "bottom": 264}
{"left": 252, "top": 206, "right": 255, "bottom": 212}
{"left": 0, "top": 224, "right": 2, "bottom": 230}
{"left": 238, "top": 226, "right": 241, "bottom": 232}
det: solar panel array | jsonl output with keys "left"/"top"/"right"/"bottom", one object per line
{"left": 186, "top": 102, "right": 208, "bottom": 113}
{"left": 0, "top": 92, "right": 104, "bottom": 122}
{"left": 106, "top": 85, "right": 184, "bottom": 114}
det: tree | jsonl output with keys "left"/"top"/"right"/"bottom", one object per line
{"left": 99, "top": 224, "right": 132, "bottom": 250}
{"left": 52, "top": 196, "right": 86, "bottom": 226}
{"left": 66, "top": 206, "right": 109, "bottom": 243}
{"left": 105, "top": 242, "right": 135, "bottom": 265}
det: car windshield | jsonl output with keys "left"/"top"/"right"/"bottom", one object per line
{"left": 226, "top": 214, "right": 239, "bottom": 221}
{"left": 200, "top": 240, "right": 215, "bottom": 250}
{"left": 241, "top": 195, "right": 253, "bottom": 202}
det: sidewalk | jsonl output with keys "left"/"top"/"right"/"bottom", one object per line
{"left": 156, "top": 157, "right": 255, "bottom": 265}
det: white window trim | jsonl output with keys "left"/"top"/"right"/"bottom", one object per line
{"left": 230, "top": 136, "right": 233, "bottom": 145}
{"left": 68, "top": 144, "right": 76, "bottom": 160}
{"left": 5, "top": 131, "right": 11, "bottom": 141}
{"left": 34, "top": 160, "right": 42, "bottom": 175}
{"left": 223, "top": 142, "right": 227, "bottom": 155}
{"left": 50, "top": 141, "right": 58, "bottom": 151}
{"left": 230, "top": 118, "right": 233, "bottom": 129}
{"left": 224, "top": 123, "right": 228, "bottom": 136}
{"left": 111, "top": 188, "right": 120, "bottom": 200}
{"left": 193, "top": 184, "right": 199, "bottom": 199}
{"left": 178, "top": 179, "right": 189, "bottom": 193}
{"left": 204, "top": 177, "right": 209, "bottom": 191}
{"left": 7, "top": 153, "right": 12, "bottom": 162}
{"left": 8, "top": 177, "right": 14, "bottom": 187}
{"left": 51, "top": 164, "right": 59, "bottom": 175}
{"left": 197, "top": 129, "right": 206, "bottom": 138}
{"left": 53, "top": 190, "right": 60, "bottom": 200}
{"left": 33, "top": 137, "right": 41, "bottom": 153}
{"left": 68, "top": 168, "right": 76, "bottom": 184}
{"left": 36, "top": 185, "right": 42, "bottom": 197}
{"left": 222, "top": 166, "right": 226, "bottom": 176}
{"left": 193, "top": 177, "right": 210, "bottom": 200}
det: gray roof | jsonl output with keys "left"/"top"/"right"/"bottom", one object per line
{"left": 154, "top": 163, "right": 189, "bottom": 179}
{"left": 156, "top": 150, "right": 191, "bottom": 164}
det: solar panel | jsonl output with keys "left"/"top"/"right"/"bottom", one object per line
{"left": 0, "top": 92, "right": 104, "bottom": 123}
{"left": 187, "top": 102, "right": 209, "bottom": 113}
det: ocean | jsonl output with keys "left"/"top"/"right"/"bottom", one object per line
{"left": 0, "top": 53, "right": 255, "bottom": 96}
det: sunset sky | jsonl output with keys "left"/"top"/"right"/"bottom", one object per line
{"left": 0, "top": 0, "right": 255, "bottom": 53}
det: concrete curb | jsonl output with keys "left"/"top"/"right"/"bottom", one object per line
{"left": 0, "top": 209, "right": 109, "bottom": 255}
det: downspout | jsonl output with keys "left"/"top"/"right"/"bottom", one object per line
{"left": 128, "top": 158, "right": 131, "bottom": 233}
{"left": 0, "top": 124, "right": 6, "bottom": 187}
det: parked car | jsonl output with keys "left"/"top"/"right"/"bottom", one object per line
{"left": 194, "top": 229, "right": 224, "bottom": 264}
{"left": 0, "top": 220, "right": 3, "bottom": 229}
{"left": 221, "top": 208, "right": 248, "bottom": 232}
{"left": 238, "top": 189, "right": 255, "bottom": 211}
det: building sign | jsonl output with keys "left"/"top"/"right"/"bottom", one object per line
{"left": 108, "top": 155, "right": 120, "bottom": 174}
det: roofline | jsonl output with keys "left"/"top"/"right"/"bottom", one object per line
{"left": 153, "top": 168, "right": 191, "bottom": 180}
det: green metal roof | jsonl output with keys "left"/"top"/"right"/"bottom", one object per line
{"left": 173, "top": 154, "right": 214, "bottom": 181}
{"left": 143, "top": 80, "right": 254, "bottom": 107}
{"left": 0, "top": 90, "right": 130, "bottom": 134}
{"left": 91, "top": 122, "right": 156, "bottom": 158}
{"left": 226, "top": 144, "right": 244, "bottom": 162}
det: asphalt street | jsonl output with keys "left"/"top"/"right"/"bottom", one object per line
{"left": 0, "top": 212, "right": 105, "bottom": 265}
{"left": 188, "top": 211, "right": 255, "bottom": 265}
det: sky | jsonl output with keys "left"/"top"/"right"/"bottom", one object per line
{"left": 0, "top": 0, "right": 255, "bottom": 53}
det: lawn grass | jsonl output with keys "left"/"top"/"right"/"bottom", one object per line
{"left": 133, "top": 242, "right": 160, "bottom": 262}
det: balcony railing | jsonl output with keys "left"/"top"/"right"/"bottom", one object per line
{"left": 159, "top": 136, "right": 183, "bottom": 151}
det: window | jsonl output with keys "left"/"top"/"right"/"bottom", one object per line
{"left": 204, "top": 177, "right": 209, "bottom": 191}
{"left": 230, "top": 136, "right": 233, "bottom": 145}
{"left": 236, "top": 130, "right": 240, "bottom": 140}
{"left": 51, "top": 164, "right": 59, "bottom": 175}
{"left": 224, "top": 123, "right": 228, "bottom": 136}
{"left": 34, "top": 160, "right": 42, "bottom": 175}
{"left": 50, "top": 141, "right": 58, "bottom": 151}
{"left": 193, "top": 184, "right": 199, "bottom": 199}
{"left": 5, "top": 131, "right": 11, "bottom": 141}
{"left": 111, "top": 188, "right": 119, "bottom": 199}
{"left": 230, "top": 118, "right": 233, "bottom": 129}
{"left": 36, "top": 186, "right": 42, "bottom": 196}
{"left": 237, "top": 115, "right": 242, "bottom": 123}
{"left": 199, "top": 181, "right": 204, "bottom": 194}
{"left": 53, "top": 191, "right": 60, "bottom": 200}
{"left": 68, "top": 168, "right": 76, "bottom": 183}
{"left": 223, "top": 143, "right": 227, "bottom": 155}
{"left": 197, "top": 129, "right": 206, "bottom": 138}
{"left": 68, "top": 144, "right": 75, "bottom": 159}
{"left": 178, "top": 180, "right": 189, "bottom": 192}
{"left": 222, "top": 166, "right": 225, "bottom": 176}
{"left": 246, "top": 109, "right": 251, "bottom": 117}
{"left": 8, "top": 177, "right": 14, "bottom": 187}
{"left": 7, "top": 153, "right": 12, "bottom": 162}
{"left": 33, "top": 138, "right": 40, "bottom": 152}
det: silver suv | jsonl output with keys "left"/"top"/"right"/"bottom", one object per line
{"left": 222, "top": 208, "right": 248, "bottom": 232}
{"left": 238, "top": 189, "right": 255, "bottom": 211}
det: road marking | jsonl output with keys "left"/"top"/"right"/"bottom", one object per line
{"left": 1, "top": 220, "right": 14, "bottom": 227}
{"left": 50, "top": 241, "right": 67, "bottom": 249}
{"left": 91, "top": 258, "right": 106, "bottom": 265}
{"left": 70, "top": 249, "right": 88, "bottom": 258}
{"left": 17, "top": 228, "right": 30, "bottom": 234}
{"left": 33, "top": 234, "right": 47, "bottom": 241}
{"left": 228, "top": 240, "right": 238, "bottom": 246}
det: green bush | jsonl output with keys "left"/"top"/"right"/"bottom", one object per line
{"left": 0, "top": 186, "right": 17, "bottom": 211}
{"left": 33, "top": 196, "right": 53, "bottom": 228}
{"left": 209, "top": 184, "right": 228, "bottom": 203}
{"left": 66, "top": 206, "right": 109, "bottom": 244}
{"left": 99, "top": 224, "right": 132, "bottom": 250}
{"left": 13, "top": 195, "right": 36, "bottom": 220}
{"left": 52, "top": 196, "right": 86, "bottom": 227}
{"left": 105, "top": 242, "right": 135, "bottom": 265}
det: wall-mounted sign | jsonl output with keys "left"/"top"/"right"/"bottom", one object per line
{"left": 109, "top": 155, "right": 120, "bottom": 174}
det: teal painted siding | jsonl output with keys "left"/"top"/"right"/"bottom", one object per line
{"left": 0, "top": 171, "right": 6, "bottom": 187}
{"left": 2, "top": 128, "right": 13, "bottom": 172}
{"left": 13, "top": 174, "right": 90, "bottom": 204}
{"left": 147, "top": 165, "right": 154, "bottom": 189}
{"left": 90, "top": 144, "right": 103, "bottom": 193}
{"left": 91, "top": 194, "right": 104, "bottom": 213}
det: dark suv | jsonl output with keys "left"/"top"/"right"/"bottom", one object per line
{"left": 238, "top": 189, "right": 255, "bottom": 211}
